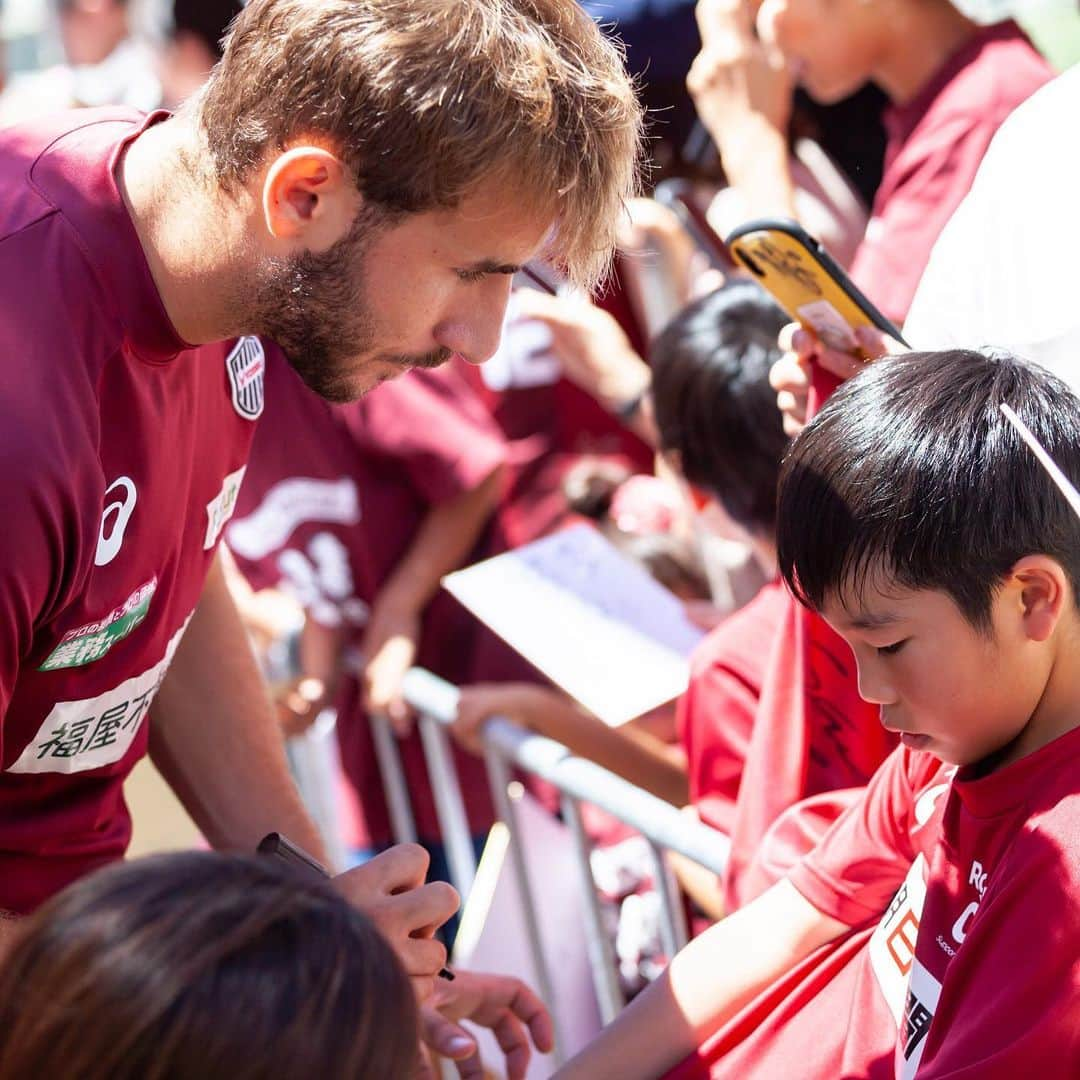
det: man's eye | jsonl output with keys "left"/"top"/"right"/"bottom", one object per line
{"left": 877, "top": 640, "right": 908, "bottom": 656}
{"left": 456, "top": 269, "right": 486, "bottom": 283}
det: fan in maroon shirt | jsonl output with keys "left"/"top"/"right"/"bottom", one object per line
{"left": 228, "top": 354, "right": 506, "bottom": 856}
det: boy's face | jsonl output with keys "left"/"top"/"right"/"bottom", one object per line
{"left": 821, "top": 572, "right": 1052, "bottom": 767}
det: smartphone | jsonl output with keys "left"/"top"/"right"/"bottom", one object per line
{"left": 724, "top": 218, "right": 907, "bottom": 352}
{"left": 653, "top": 179, "right": 734, "bottom": 272}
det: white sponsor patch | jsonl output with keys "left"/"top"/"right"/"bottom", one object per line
{"left": 8, "top": 617, "right": 192, "bottom": 775}
{"left": 870, "top": 853, "right": 928, "bottom": 1027}
{"left": 226, "top": 477, "right": 360, "bottom": 560}
{"left": 226, "top": 336, "right": 265, "bottom": 420}
{"left": 204, "top": 465, "right": 247, "bottom": 550}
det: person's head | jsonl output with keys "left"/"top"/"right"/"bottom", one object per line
{"left": 159, "top": 0, "right": 243, "bottom": 107}
{"left": 755, "top": 0, "right": 961, "bottom": 104}
{"left": 191, "top": 0, "right": 642, "bottom": 402}
{"left": 777, "top": 349, "right": 1080, "bottom": 766}
{"left": 57, "top": 0, "right": 131, "bottom": 66}
{"left": 650, "top": 279, "right": 789, "bottom": 548}
{"left": 0, "top": 852, "right": 418, "bottom": 1079}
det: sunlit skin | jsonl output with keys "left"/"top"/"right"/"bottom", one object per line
{"left": 820, "top": 556, "right": 1080, "bottom": 771}
{"left": 755, "top": 0, "right": 975, "bottom": 105}
{"left": 119, "top": 121, "right": 556, "bottom": 403}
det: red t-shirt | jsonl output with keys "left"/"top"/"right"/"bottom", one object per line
{"left": 722, "top": 599, "right": 897, "bottom": 911}
{"left": 678, "top": 579, "right": 787, "bottom": 836}
{"left": 0, "top": 110, "right": 259, "bottom": 912}
{"left": 850, "top": 21, "right": 1052, "bottom": 323}
{"left": 672, "top": 730, "right": 1080, "bottom": 1078}
{"left": 228, "top": 356, "right": 507, "bottom": 847}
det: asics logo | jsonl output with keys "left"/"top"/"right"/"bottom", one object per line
{"left": 95, "top": 476, "right": 138, "bottom": 566}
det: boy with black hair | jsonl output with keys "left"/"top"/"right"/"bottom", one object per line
{"left": 561, "top": 348, "right": 1080, "bottom": 1078}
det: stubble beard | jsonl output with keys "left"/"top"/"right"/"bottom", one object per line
{"left": 246, "top": 207, "right": 451, "bottom": 403}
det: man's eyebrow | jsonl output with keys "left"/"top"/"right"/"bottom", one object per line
{"left": 459, "top": 259, "right": 522, "bottom": 275}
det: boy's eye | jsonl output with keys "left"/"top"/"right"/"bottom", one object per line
{"left": 876, "top": 639, "right": 908, "bottom": 656}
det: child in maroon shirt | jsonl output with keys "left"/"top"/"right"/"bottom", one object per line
{"left": 562, "top": 348, "right": 1080, "bottom": 1078}
{"left": 228, "top": 353, "right": 507, "bottom": 864}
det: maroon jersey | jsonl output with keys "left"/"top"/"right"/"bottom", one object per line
{"left": 0, "top": 109, "right": 260, "bottom": 912}
{"left": 228, "top": 354, "right": 507, "bottom": 847}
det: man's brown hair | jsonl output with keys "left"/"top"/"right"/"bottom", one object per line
{"left": 196, "top": 0, "right": 643, "bottom": 289}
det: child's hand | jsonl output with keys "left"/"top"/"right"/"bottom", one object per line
{"left": 452, "top": 683, "right": 562, "bottom": 755}
{"left": 416, "top": 971, "right": 555, "bottom": 1080}
{"left": 333, "top": 844, "right": 458, "bottom": 1004}
{"left": 770, "top": 323, "right": 907, "bottom": 435}
{"left": 360, "top": 604, "right": 421, "bottom": 736}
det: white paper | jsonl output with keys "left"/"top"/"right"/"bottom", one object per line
{"left": 443, "top": 524, "right": 704, "bottom": 725}
{"left": 453, "top": 791, "right": 604, "bottom": 1077}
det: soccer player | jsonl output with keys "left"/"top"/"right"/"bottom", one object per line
{"left": 560, "top": 348, "right": 1080, "bottom": 1077}
{"left": 0, "top": 0, "right": 640, "bottom": 1055}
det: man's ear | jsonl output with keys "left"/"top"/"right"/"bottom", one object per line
{"left": 261, "top": 147, "right": 358, "bottom": 251}
{"left": 1011, "top": 555, "right": 1069, "bottom": 643}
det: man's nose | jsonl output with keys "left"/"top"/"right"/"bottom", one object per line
{"left": 434, "top": 277, "right": 513, "bottom": 365}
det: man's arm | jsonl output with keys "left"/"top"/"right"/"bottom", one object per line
{"left": 556, "top": 878, "right": 848, "bottom": 1078}
{"left": 150, "top": 550, "right": 328, "bottom": 859}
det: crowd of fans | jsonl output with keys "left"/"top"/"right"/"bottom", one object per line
{"left": 0, "top": 0, "right": 1078, "bottom": 1076}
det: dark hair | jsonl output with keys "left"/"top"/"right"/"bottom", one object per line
{"left": 777, "top": 349, "right": 1080, "bottom": 629}
{"left": 0, "top": 852, "right": 418, "bottom": 1080}
{"left": 172, "top": 0, "right": 244, "bottom": 59}
{"left": 650, "top": 279, "right": 789, "bottom": 536}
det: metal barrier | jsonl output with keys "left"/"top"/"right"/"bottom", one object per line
{"left": 362, "top": 665, "right": 731, "bottom": 1063}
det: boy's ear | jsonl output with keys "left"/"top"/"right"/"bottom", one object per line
{"left": 1011, "top": 555, "right": 1070, "bottom": 643}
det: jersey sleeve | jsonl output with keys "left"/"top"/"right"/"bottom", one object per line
{"left": 788, "top": 747, "right": 931, "bottom": 927}
{"left": 342, "top": 369, "right": 507, "bottom": 506}
{"left": 916, "top": 817, "right": 1080, "bottom": 1077}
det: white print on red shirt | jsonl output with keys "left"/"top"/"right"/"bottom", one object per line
{"left": 227, "top": 477, "right": 360, "bottom": 561}
{"left": 95, "top": 476, "right": 137, "bottom": 566}
{"left": 276, "top": 532, "right": 369, "bottom": 629}
{"left": 38, "top": 577, "right": 158, "bottom": 671}
{"left": 8, "top": 616, "right": 192, "bottom": 775}
{"left": 226, "top": 337, "right": 265, "bottom": 420}
{"left": 204, "top": 466, "right": 247, "bottom": 550}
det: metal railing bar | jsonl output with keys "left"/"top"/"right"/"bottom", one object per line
{"left": 401, "top": 668, "right": 730, "bottom": 877}
{"left": 561, "top": 793, "right": 625, "bottom": 1024}
{"left": 417, "top": 712, "right": 478, "bottom": 898}
{"left": 483, "top": 747, "right": 567, "bottom": 1065}
{"left": 369, "top": 712, "right": 419, "bottom": 846}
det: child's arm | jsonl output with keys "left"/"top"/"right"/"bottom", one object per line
{"left": 453, "top": 683, "right": 689, "bottom": 806}
{"left": 557, "top": 878, "right": 849, "bottom": 1079}
{"left": 360, "top": 465, "right": 504, "bottom": 732}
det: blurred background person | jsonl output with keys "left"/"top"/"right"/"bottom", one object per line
{"left": 157, "top": 0, "right": 240, "bottom": 108}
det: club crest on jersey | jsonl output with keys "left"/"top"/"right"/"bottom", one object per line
{"left": 226, "top": 336, "right": 265, "bottom": 420}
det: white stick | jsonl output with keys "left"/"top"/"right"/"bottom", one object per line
{"left": 1000, "top": 403, "right": 1080, "bottom": 521}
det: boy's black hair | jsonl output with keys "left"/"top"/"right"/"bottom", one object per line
{"left": 650, "top": 279, "right": 789, "bottom": 537}
{"left": 172, "top": 0, "right": 244, "bottom": 58}
{"left": 777, "top": 349, "right": 1080, "bottom": 629}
